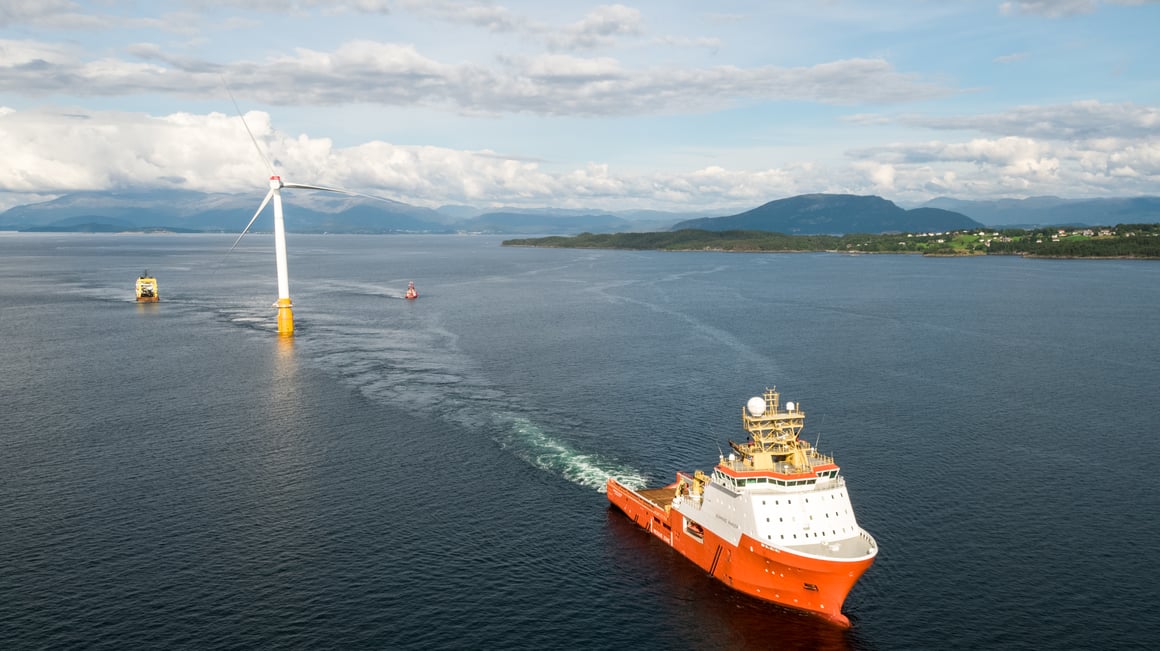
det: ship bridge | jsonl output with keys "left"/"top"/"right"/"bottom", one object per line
{"left": 725, "top": 388, "right": 834, "bottom": 476}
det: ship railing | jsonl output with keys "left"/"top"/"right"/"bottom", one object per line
{"left": 719, "top": 452, "right": 837, "bottom": 474}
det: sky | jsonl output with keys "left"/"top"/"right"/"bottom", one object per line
{"left": 0, "top": 0, "right": 1158, "bottom": 213}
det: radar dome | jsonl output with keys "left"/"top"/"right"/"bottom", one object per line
{"left": 786, "top": 401, "right": 795, "bottom": 412}
{"left": 746, "top": 396, "right": 766, "bottom": 417}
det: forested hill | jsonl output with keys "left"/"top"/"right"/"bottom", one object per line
{"left": 673, "top": 194, "right": 982, "bottom": 234}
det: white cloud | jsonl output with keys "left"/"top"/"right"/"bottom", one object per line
{"left": 0, "top": 0, "right": 107, "bottom": 29}
{"left": 848, "top": 133, "right": 1160, "bottom": 200}
{"left": 881, "top": 101, "right": 1160, "bottom": 139}
{"left": 5, "top": 106, "right": 1157, "bottom": 209}
{"left": 999, "top": 0, "right": 1160, "bottom": 17}
{"left": 397, "top": 0, "right": 525, "bottom": 32}
{"left": 993, "top": 52, "right": 1029, "bottom": 63}
{"left": 0, "top": 107, "right": 838, "bottom": 209}
{"left": 545, "top": 4, "right": 642, "bottom": 51}
{"left": 0, "top": 38, "right": 953, "bottom": 115}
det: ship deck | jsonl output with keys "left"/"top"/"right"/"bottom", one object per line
{"left": 636, "top": 487, "right": 676, "bottom": 509}
{"left": 782, "top": 530, "right": 878, "bottom": 560}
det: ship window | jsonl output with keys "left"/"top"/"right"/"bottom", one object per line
{"left": 787, "top": 500, "right": 792, "bottom": 504}
{"left": 779, "top": 517, "right": 783, "bottom": 522}
{"left": 793, "top": 534, "right": 797, "bottom": 539}
{"left": 780, "top": 535, "right": 785, "bottom": 539}
{"left": 766, "top": 518, "right": 770, "bottom": 522}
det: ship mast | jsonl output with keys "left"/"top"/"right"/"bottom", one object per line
{"left": 731, "top": 388, "right": 816, "bottom": 471}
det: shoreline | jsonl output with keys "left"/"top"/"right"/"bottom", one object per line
{"left": 503, "top": 243, "right": 1160, "bottom": 260}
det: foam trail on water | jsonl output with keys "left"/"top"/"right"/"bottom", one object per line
{"left": 495, "top": 417, "right": 650, "bottom": 493}
{"left": 273, "top": 318, "right": 650, "bottom": 494}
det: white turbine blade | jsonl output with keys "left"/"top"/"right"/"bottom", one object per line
{"left": 226, "top": 189, "right": 275, "bottom": 255}
{"left": 281, "top": 182, "right": 402, "bottom": 205}
{"left": 222, "top": 75, "right": 275, "bottom": 177}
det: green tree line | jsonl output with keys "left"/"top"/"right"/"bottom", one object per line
{"left": 504, "top": 224, "right": 1160, "bottom": 258}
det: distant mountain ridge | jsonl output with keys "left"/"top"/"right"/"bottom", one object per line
{"left": 4, "top": 190, "right": 1159, "bottom": 235}
{"left": 0, "top": 189, "right": 453, "bottom": 233}
{"left": 673, "top": 194, "right": 982, "bottom": 235}
{"left": 0, "top": 189, "right": 708, "bottom": 235}
{"left": 920, "top": 196, "right": 1160, "bottom": 227}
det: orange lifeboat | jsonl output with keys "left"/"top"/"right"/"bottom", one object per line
{"left": 404, "top": 281, "right": 418, "bottom": 300}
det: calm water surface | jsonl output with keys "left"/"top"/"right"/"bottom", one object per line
{"left": 1, "top": 233, "right": 1158, "bottom": 649}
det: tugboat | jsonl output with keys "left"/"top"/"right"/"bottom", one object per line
{"left": 606, "top": 388, "right": 877, "bottom": 627}
{"left": 404, "top": 281, "right": 419, "bottom": 300}
{"left": 135, "top": 271, "right": 159, "bottom": 302}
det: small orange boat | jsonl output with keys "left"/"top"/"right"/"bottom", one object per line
{"left": 135, "top": 271, "right": 159, "bottom": 302}
{"left": 607, "top": 388, "right": 877, "bottom": 627}
{"left": 404, "top": 281, "right": 418, "bottom": 300}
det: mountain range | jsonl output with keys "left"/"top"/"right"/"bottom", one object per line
{"left": 672, "top": 194, "right": 981, "bottom": 234}
{"left": 2, "top": 189, "right": 1158, "bottom": 235}
{"left": 917, "top": 196, "right": 1160, "bottom": 227}
{"left": 0, "top": 189, "right": 707, "bottom": 235}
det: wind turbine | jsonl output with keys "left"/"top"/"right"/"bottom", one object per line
{"left": 232, "top": 174, "right": 357, "bottom": 336}
{"left": 226, "top": 89, "right": 370, "bottom": 337}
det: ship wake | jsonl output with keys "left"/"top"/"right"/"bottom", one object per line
{"left": 262, "top": 317, "right": 650, "bottom": 494}
{"left": 496, "top": 417, "right": 649, "bottom": 493}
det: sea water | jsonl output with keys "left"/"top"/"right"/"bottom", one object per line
{"left": 1, "top": 232, "right": 1158, "bottom": 649}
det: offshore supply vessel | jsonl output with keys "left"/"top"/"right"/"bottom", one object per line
{"left": 135, "top": 271, "right": 158, "bottom": 302}
{"left": 606, "top": 388, "right": 877, "bottom": 627}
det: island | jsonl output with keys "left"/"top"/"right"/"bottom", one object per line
{"left": 503, "top": 224, "right": 1160, "bottom": 259}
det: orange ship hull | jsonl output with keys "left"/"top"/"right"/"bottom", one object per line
{"left": 607, "top": 477, "right": 874, "bottom": 627}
